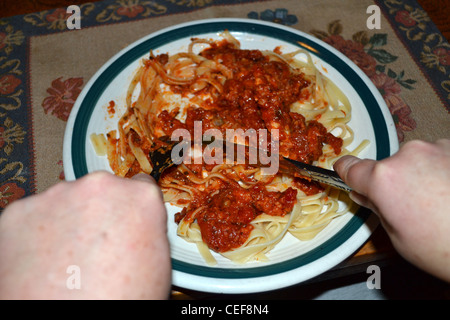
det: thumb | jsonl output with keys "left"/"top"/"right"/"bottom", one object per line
{"left": 333, "top": 155, "right": 376, "bottom": 196}
{"left": 334, "top": 156, "right": 379, "bottom": 212}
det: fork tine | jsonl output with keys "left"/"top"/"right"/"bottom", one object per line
{"left": 149, "top": 143, "right": 175, "bottom": 181}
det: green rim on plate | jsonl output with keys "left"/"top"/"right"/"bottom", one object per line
{"left": 71, "top": 21, "right": 390, "bottom": 279}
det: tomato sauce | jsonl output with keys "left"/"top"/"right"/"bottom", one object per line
{"left": 158, "top": 42, "right": 342, "bottom": 164}
{"left": 107, "top": 100, "right": 116, "bottom": 116}
{"left": 158, "top": 41, "right": 343, "bottom": 253}
{"left": 175, "top": 179, "right": 297, "bottom": 253}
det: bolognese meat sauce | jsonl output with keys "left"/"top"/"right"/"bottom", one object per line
{"left": 161, "top": 40, "right": 343, "bottom": 253}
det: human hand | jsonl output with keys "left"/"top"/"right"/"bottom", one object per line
{"left": 0, "top": 171, "right": 171, "bottom": 299}
{"left": 334, "top": 139, "right": 450, "bottom": 282}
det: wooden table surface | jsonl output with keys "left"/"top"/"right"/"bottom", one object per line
{"left": 1, "top": 0, "right": 448, "bottom": 296}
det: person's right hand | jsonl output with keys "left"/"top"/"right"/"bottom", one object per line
{"left": 334, "top": 139, "right": 450, "bottom": 282}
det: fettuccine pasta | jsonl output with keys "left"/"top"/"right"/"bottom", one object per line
{"left": 92, "top": 31, "right": 368, "bottom": 265}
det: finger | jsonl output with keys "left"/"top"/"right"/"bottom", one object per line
{"left": 334, "top": 156, "right": 377, "bottom": 197}
{"left": 130, "top": 173, "right": 165, "bottom": 202}
{"left": 348, "top": 191, "right": 369, "bottom": 207}
{"left": 131, "top": 173, "right": 157, "bottom": 184}
{"left": 348, "top": 191, "right": 379, "bottom": 213}
{"left": 436, "top": 138, "right": 450, "bottom": 154}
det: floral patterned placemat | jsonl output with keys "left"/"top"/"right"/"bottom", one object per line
{"left": 0, "top": 0, "right": 449, "bottom": 209}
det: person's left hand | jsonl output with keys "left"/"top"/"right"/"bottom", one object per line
{"left": 0, "top": 172, "right": 171, "bottom": 299}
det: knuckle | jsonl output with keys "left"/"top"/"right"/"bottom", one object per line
{"left": 81, "top": 171, "right": 117, "bottom": 190}
{"left": 402, "top": 139, "right": 432, "bottom": 154}
{"left": 86, "top": 170, "right": 116, "bottom": 184}
{"left": 366, "top": 160, "right": 393, "bottom": 195}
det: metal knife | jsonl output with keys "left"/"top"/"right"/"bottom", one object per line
{"left": 278, "top": 157, "right": 351, "bottom": 192}
{"left": 149, "top": 138, "right": 351, "bottom": 192}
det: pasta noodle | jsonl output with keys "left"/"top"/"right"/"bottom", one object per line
{"left": 92, "top": 31, "right": 368, "bottom": 265}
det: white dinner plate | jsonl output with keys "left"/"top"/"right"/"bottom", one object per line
{"left": 63, "top": 18, "right": 398, "bottom": 294}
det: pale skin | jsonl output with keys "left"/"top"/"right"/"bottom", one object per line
{"left": 0, "top": 172, "right": 171, "bottom": 299}
{"left": 334, "top": 139, "right": 450, "bottom": 283}
{"left": 1, "top": 139, "right": 449, "bottom": 299}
